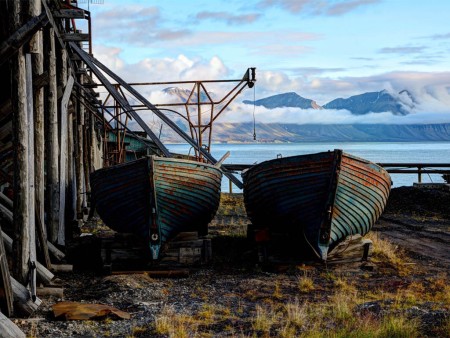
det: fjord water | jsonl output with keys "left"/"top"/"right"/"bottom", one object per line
{"left": 167, "top": 142, "right": 450, "bottom": 191}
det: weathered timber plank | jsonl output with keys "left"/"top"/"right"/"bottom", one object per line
{"left": 0, "top": 12, "right": 49, "bottom": 66}
{"left": 58, "top": 75, "right": 74, "bottom": 245}
{"left": 328, "top": 235, "right": 373, "bottom": 264}
{"left": 0, "top": 224, "right": 14, "bottom": 317}
{"left": 11, "top": 9, "right": 30, "bottom": 284}
{"left": 45, "top": 26, "right": 59, "bottom": 243}
{"left": 61, "top": 33, "right": 89, "bottom": 42}
{"left": 0, "top": 311, "right": 25, "bottom": 338}
{"left": 32, "top": 70, "right": 49, "bottom": 90}
{"left": 2, "top": 231, "right": 54, "bottom": 285}
{"left": 51, "top": 264, "right": 72, "bottom": 272}
{"left": 111, "top": 270, "right": 190, "bottom": 278}
{"left": 47, "top": 241, "right": 65, "bottom": 261}
{"left": 53, "top": 9, "right": 85, "bottom": 19}
{"left": 0, "top": 193, "right": 13, "bottom": 210}
{"left": 26, "top": 53, "right": 37, "bottom": 301}
{"left": 36, "top": 287, "right": 63, "bottom": 298}
{"left": 10, "top": 276, "right": 41, "bottom": 317}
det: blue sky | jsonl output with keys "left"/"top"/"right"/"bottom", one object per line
{"left": 80, "top": 0, "right": 450, "bottom": 123}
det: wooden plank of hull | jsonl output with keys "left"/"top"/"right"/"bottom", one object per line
{"left": 243, "top": 152, "right": 335, "bottom": 234}
{"left": 153, "top": 158, "right": 222, "bottom": 243}
{"left": 243, "top": 150, "right": 391, "bottom": 261}
{"left": 90, "top": 157, "right": 222, "bottom": 259}
{"left": 328, "top": 153, "right": 391, "bottom": 252}
{"left": 90, "top": 158, "right": 151, "bottom": 240}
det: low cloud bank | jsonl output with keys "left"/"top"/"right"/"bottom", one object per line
{"left": 93, "top": 45, "right": 450, "bottom": 126}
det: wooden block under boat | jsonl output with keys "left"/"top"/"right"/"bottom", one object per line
{"left": 327, "top": 235, "right": 373, "bottom": 264}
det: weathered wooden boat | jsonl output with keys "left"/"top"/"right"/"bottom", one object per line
{"left": 242, "top": 149, "right": 391, "bottom": 261}
{"left": 90, "top": 156, "right": 222, "bottom": 259}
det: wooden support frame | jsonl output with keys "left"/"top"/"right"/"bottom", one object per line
{"left": 0, "top": 223, "right": 13, "bottom": 317}
{"left": 0, "top": 12, "right": 49, "bottom": 66}
{"left": 69, "top": 42, "right": 244, "bottom": 188}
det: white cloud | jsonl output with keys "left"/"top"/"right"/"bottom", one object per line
{"left": 221, "top": 103, "right": 450, "bottom": 125}
{"left": 91, "top": 45, "right": 450, "bottom": 125}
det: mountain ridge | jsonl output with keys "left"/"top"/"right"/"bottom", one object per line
{"left": 158, "top": 122, "right": 450, "bottom": 143}
{"left": 243, "top": 92, "right": 322, "bottom": 110}
{"left": 242, "top": 90, "right": 414, "bottom": 115}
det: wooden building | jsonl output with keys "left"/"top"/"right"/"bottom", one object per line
{"left": 0, "top": 0, "right": 106, "bottom": 333}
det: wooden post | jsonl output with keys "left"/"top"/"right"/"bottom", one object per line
{"left": 11, "top": 0, "right": 31, "bottom": 286}
{"left": 26, "top": 53, "right": 37, "bottom": 301}
{"left": 29, "top": 0, "right": 52, "bottom": 270}
{"left": 67, "top": 98, "right": 76, "bottom": 234}
{"left": 58, "top": 75, "right": 74, "bottom": 245}
{"left": 44, "top": 26, "right": 59, "bottom": 243}
{"left": 75, "top": 77, "right": 85, "bottom": 218}
{"left": 57, "top": 43, "right": 68, "bottom": 242}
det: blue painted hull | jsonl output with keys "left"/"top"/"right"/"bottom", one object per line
{"left": 242, "top": 150, "right": 391, "bottom": 261}
{"left": 90, "top": 156, "right": 222, "bottom": 258}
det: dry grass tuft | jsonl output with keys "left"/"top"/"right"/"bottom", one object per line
{"left": 284, "top": 300, "right": 307, "bottom": 328}
{"left": 298, "top": 274, "right": 315, "bottom": 293}
{"left": 273, "top": 281, "right": 283, "bottom": 299}
{"left": 154, "top": 307, "right": 197, "bottom": 338}
{"left": 376, "top": 314, "right": 420, "bottom": 338}
{"left": 365, "top": 232, "right": 410, "bottom": 274}
{"left": 252, "top": 304, "right": 276, "bottom": 333}
{"left": 333, "top": 276, "right": 357, "bottom": 295}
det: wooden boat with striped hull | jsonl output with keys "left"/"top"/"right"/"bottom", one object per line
{"left": 90, "top": 156, "right": 222, "bottom": 259}
{"left": 242, "top": 149, "right": 391, "bottom": 261}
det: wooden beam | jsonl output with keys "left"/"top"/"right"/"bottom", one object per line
{"left": 68, "top": 42, "right": 172, "bottom": 158}
{"left": 0, "top": 192, "right": 13, "bottom": 210}
{"left": 53, "top": 9, "right": 85, "bottom": 19}
{"left": 2, "top": 231, "right": 54, "bottom": 286}
{"left": 61, "top": 33, "right": 89, "bottom": 42}
{"left": 33, "top": 29, "right": 53, "bottom": 271}
{"left": 112, "top": 270, "right": 190, "bottom": 278}
{"left": 0, "top": 311, "right": 25, "bottom": 338}
{"left": 51, "top": 264, "right": 72, "bottom": 272}
{"left": 0, "top": 100, "right": 12, "bottom": 118}
{"left": 0, "top": 12, "right": 49, "bottom": 66}
{"left": 71, "top": 43, "right": 244, "bottom": 189}
{"left": 26, "top": 53, "right": 37, "bottom": 302}
{"left": 0, "top": 203, "right": 13, "bottom": 224}
{"left": 47, "top": 241, "right": 65, "bottom": 261}
{"left": 58, "top": 76, "right": 74, "bottom": 246}
{"left": 11, "top": 0, "right": 30, "bottom": 285}
{"left": 10, "top": 276, "right": 41, "bottom": 317}
{"left": 36, "top": 286, "right": 63, "bottom": 298}
{"left": 0, "top": 193, "right": 62, "bottom": 263}
{"left": 45, "top": 26, "right": 59, "bottom": 243}
{"left": 0, "top": 223, "right": 13, "bottom": 317}
{"left": 32, "top": 70, "right": 49, "bottom": 90}
{"left": 75, "top": 80, "right": 86, "bottom": 218}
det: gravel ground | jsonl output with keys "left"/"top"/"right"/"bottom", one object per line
{"left": 13, "top": 188, "right": 450, "bottom": 337}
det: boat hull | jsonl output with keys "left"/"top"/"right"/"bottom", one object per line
{"left": 90, "top": 156, "right": 222, "bottom": 258}
{"left": 242, "top": 150, "right": 391, "bottom": 260}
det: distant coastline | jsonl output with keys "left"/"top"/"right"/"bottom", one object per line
{"left": 160, "top": 123, "right": 450, "bottom": 143}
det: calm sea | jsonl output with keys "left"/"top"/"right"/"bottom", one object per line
{"left": 167, "top": 142, "right": 450, "bottom": 191}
